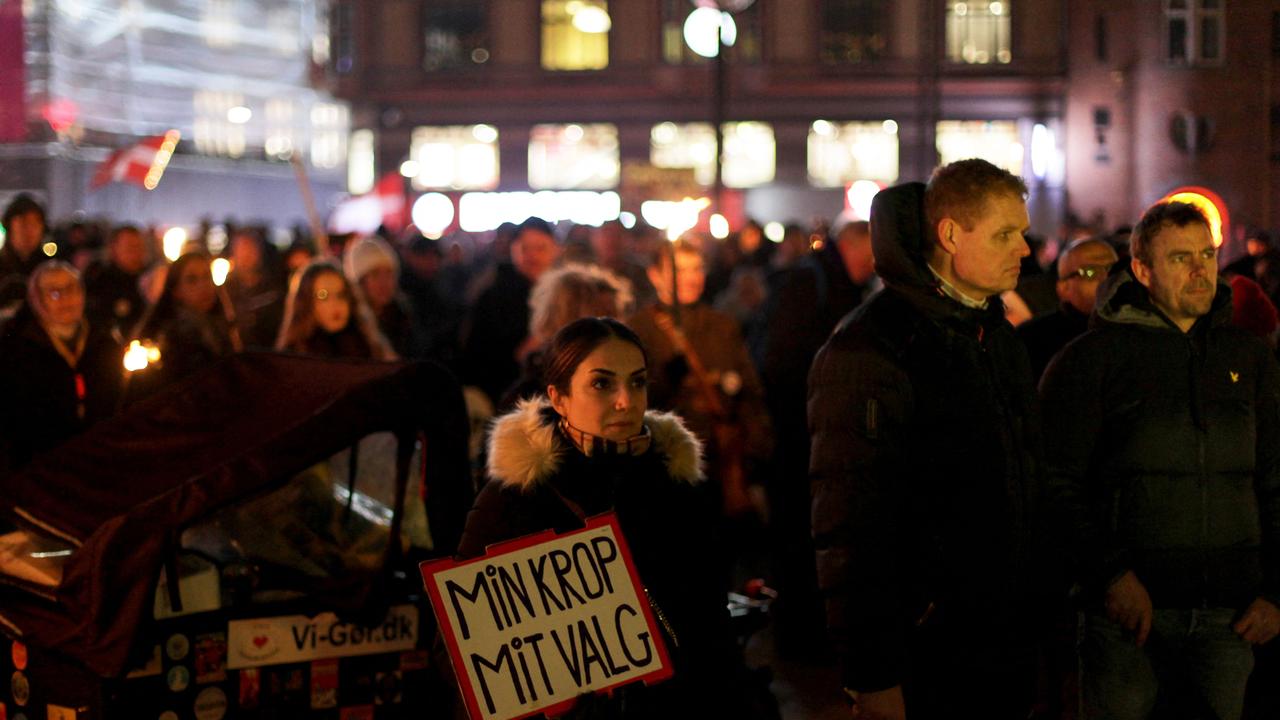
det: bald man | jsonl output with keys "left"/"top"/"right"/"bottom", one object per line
{"left": 1018, "top": 237, "right": 1120, "bottom": 380}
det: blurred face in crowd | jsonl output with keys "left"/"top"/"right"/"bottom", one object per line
{"left": 285, "top": 247, "right": 314, "bottom": 275}
{"left": 1056, "top": 240, "right": 1118, "bottom": 316}
{"left": 648, "top": 248, "right": 706, "bottom": 306}
{"left": 548, "top": 337, "right": 648, "bottom": 442}
{"left": 512, "top": 228, "right": 559, "bottom": 282}
{"left": 591, "top": 222, "right": 628, "bottom": 267}
{"left": 738, "top": 225, "right": 762, "bottom": 254}
{"left": 231, "top": 233, "right": 262, "bottom": 274}
{"left": 312, "top": 270, "right": 352, "bottom": 333}
{"left": 360, "top": 264, "right": 397, "bottom": 313}
{"left": 35, "top": 268, "right": 85, "bottom": 330}
{"left": 836, "top": 223, "right": 875, "bottom": 284}
{"left": 174, "top": 257, "right": 218, "bottom": 315}
{"left": 7, "top": 211, "right": 45, "bottom": 258}
{"left": 1132, "top": 220, "right": 1217, "bottom": 332}
{"left": 935, "top": 192, "right": 1031, "bottom": 299}
{"left": 1247, "top": 236, "right": 1270, "bottom": 257}
{"left": 111, "top": 228, "right": 150, "bottom": 275}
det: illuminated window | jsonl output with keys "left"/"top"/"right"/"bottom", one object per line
{"left": 264, "top": 99, "right": 295, "bottom": 161}
{"left": 723, "top": 122, "right": 775, "bottom": 188}
{"left": 542, "top": 0, "right": 609, "bottom": 71}
{"left": 1165, "top": 0, "right": 1224, "bottom": 65}
{"left": 946, "top": 1, "right": 1011, "bottom": 64}
{"left": 649, "top": 122, "right": 775, "bottom": 188}
{"left": 822, "top": 0, "right": 887, "bottom": 64}
{"left": 193, "top": 91, "right": 247, "bottom": 159}
{"left": 202, "top": 0, "right": 237, "bottom": 48}
{"left": 661, "top": 0, "right": 761, "bottom": 64}
{"left": 808, "top": 120, "right": 900, "bottom": 187}
{"left": 311, "top": 102, "right": 350, "bottom": 169}
{"left": 935, "top": 120, "right": 1023, "bottom": 175}
{"left": 409, "top": 125, "right": 500, "bottom": 191}
{"left": 348, "top": 129, "right": 376, "bottom": 195}
{"left": 423, "top": 1, "right": 489, "bottom": 70}
{"left": 529, "top": 124, "right": 620, "bottom": 189}
{"left": 267, "top": 7, "right": 301, "bottom": 56}
{"left": 651, "top": 122, "right": 718, "bottom": 185}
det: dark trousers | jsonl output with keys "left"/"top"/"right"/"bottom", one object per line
{"left": 1081, "top": 609, "right": 1254, "bottom": 720}
{"left": 903, "top": 622, "right": 1037, "bottom": 720}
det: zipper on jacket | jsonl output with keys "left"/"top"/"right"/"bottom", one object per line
{"left": 1192, "top": 337, "right": 1210, "bottom": 607}
{"left": 643, "top": 586, "right": 680, "bottom": 648}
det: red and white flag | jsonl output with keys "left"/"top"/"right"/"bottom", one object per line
{"left": 329, "top": 172, "right": 408, "bottom": 234}
{"left": 91, "top": 130, "right": 181, "bottom": 190}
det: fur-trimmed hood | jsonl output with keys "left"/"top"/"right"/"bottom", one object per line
{"left": 486, "top": 397, "right": 704, "bottom": 490}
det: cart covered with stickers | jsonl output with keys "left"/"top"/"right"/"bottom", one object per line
{"left": 0, "top": 352, "right": 473, "bottom": 720}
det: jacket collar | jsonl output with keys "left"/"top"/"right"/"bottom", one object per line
{"left": 1094, "top": 267, "right": 1233, "bottom": 332}
{"left": 486, "top": 398, "right": 704, "bottom": 491}
{"left": 870, "top": 181, "right": 1006, "bottom": 329}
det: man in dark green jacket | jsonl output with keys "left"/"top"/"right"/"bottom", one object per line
{"left": 810, "top": 160, "right": 1040, "bottom": 720}
{"left": 1042, "top": 201, "right": 1280, "bottom": 720}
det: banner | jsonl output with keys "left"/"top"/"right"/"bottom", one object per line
{"left": 0, "top": 0, "right": 25, "bottom": 141}
{"left": 421, "top": 513, "right": 672, "bottom": 720}
{"left": 226, "top": 604, "right": 418, "bottom": 670}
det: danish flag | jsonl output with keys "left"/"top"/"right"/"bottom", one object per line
{"left": 90, "top": 130, "right": 181, "bottom": 190}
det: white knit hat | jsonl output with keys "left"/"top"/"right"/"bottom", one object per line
{"left": 343, "top": 236, "right": 399, "bottom": 282}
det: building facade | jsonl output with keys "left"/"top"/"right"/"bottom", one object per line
{"left": 331, "top": 0, "right": 1070, "bottom": 236}
{"left": 0, "top": 0, "right": 348, "bottom": 231}
{"left": 1064, "top": 0, "right": 1280, "bottom": 247}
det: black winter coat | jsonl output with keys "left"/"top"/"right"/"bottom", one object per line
{"left": 456, "top": 399, "right": 739, "bottom": 718}
{"left": 460, "top": 263, "right": 532, "bottom": 404}
{"left": 0, "top": 313, "right": 122, "bottom": 472}
{"left": 1041, "top": 270, "right": 1280, "bottom": 609}
{"left": 808, "top": 182, "right": 1040, "bottom": 695}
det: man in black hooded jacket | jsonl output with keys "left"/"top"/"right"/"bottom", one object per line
{"left": 1041, "top": 201, "right": 1280, "bottom": 719}
{"left": 809, "top": 159, "right": 1041, "bottom": 719}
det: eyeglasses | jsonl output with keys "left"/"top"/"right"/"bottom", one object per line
{"left": 1064, "top": 264, "right": 1113, "bottom": 281}
{"left": 39, "top": 282, "right": 83, "bottom": 300}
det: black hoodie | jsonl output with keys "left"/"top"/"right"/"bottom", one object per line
{"left": 1041, "top": 269, "right": 1280, "bottom": 610}
{"left": 808, "top": 182, "right": 1041, "bottom": 696}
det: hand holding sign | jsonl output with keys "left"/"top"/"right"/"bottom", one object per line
{"left": 421, "top": 513, "right": 672, "bottom": 720}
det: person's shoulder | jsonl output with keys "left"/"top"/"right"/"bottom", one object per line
{"left": 824, "top": 289, "right": 915, "bottom": 354}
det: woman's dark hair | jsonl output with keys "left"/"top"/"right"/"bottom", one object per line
{"left": 134, "top": 250, "right": 215, "bottom": 339}
{"left": 542, "top": 317, "right": 647, "bottom": 396}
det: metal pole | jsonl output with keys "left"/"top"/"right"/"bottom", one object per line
{"left": 713, "top": 33, "right": 727, "bottom": 217}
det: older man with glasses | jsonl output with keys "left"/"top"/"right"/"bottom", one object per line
{"left": 1017, "top": 237, "right": 1119, "bottom": 381}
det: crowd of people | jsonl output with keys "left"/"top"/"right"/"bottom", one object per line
{"left": 1, "top": 153, "right": 1279, "bottom": 718}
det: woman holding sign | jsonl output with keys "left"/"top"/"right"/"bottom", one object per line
{"left": 453, "top": 316, "right": 751, "bottom": 718}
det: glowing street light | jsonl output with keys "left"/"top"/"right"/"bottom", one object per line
{"left": 683, "top": 7, "right": 737, "bottom": 59}
{"left": 709, "top": 213, "right": 730, "bottom": 240}
{"left": 412, "top": 193, "right": 455, "bottom": 240}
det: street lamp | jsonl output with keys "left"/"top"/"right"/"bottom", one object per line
{"left": 682, "top": 1, "right": 752, "bottom": 217}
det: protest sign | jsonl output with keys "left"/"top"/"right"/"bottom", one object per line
{"left": 421, "top": 513, "right": 672, "bottom": 720}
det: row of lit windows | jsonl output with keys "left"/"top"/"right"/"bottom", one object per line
{"left": 191, "top": 91, "right": 349, "bottom": 169}
{"left": 347, "top": 120, "right": 1029, "bottom": 194}
{"left": 332, "top": 0, "right": 1008, "bottom": 74}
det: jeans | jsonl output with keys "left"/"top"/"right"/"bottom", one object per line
{"left": 1081, "top": 608, "right": 1255, "bottom": 720}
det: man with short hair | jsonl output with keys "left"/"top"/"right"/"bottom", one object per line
{"left": 810, "top": 159, "right": 1040, "bottom": 719}
{"left": 0, "top": 194, "right": 48, "bottom": 310}
{"left": 84, "top": 225, "right": 152, "bottom": 340}
{"left": 1042, "top": 201, "right": 1280, "bottom": 719}
{"left": 628, "top": 240, "right": 772, "bottom": 517}
{"left": 1018, "top": 237, "right": 1119, "bottom": 379}
{"left": 461, "top": 217, "right": 561, "bottom": 403}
